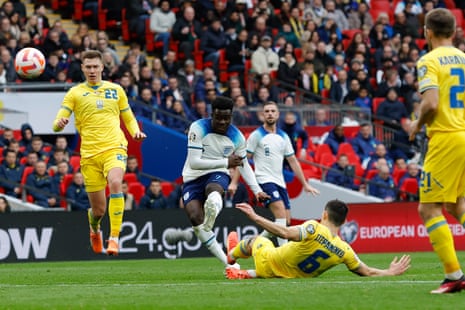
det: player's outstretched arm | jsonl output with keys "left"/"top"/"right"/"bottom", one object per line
{"left": 353, "top": 255, "right": 411, "bottom": 277}
{"left": 286, "top": 155, "right": 320, "bottom": 196}
{"left": 235, "top": 203, "right": 300, "bottom": 241}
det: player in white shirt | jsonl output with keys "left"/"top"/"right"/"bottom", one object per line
{"left": 247, "top": 101, "right": 319, "bottom": 245}
{"left": 182, "top": 96, "right": 270, "bottom": 266}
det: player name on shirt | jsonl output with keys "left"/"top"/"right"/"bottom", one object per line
{"left": 438, "top": 55, "right": 465, "bottom": 65}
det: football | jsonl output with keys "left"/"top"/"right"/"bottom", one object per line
{"left": 14, "top": 47, "right": 46, "bottom": 79}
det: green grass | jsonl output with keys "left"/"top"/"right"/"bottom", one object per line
{"left": 0, "top": 252, "right": 464, "bottom": 309}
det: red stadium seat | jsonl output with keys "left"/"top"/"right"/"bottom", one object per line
{"left": 128, "top": 182, "right": 145, "bottom": 205}
{"left": 400, "top": 178, "right": 419, "bottom": 201}
{"left": 314, "top": 143, "right": 333, "bottom": 163}
{"left": 60, "top": 174, "right": 74, "bottom": 195}
{"left": 393, "top": 169, "right": 407, "bottom": 186}
{"left": 69, "top": 155, "right": 81, "bottom": 172}
{"left": 372, "top": 97, "right": 384, "bottom": 114}
{"left": 365, "top": 169, "right": 378, "bottom": 181}
{"left": 160, "top": 182, "right": 174, "bottom": 196}
{"left": 450, "top": 9, "right": 464, "bottom": 28}
{"left": 21, "top": 166, "right": 35, "bottom": 185}
{"left": 123, "top": 173, "right": 138, "bottom": 184}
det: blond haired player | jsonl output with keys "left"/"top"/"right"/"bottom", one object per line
{"left": 53, "top": 50, "right": 146, "bottom": 255}
{"left": 225, "top": 200, "right": 410, "bottom": 279}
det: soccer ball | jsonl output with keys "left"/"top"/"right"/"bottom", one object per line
{"left": 14, "top": 47, "right": 46, "bottom": 79}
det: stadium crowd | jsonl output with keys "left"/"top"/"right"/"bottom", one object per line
{"left": 0, "top": 0, "right": 464, "bottom": 208}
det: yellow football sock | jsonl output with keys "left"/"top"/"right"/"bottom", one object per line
{"left": 232, "top": 239, "right": 251, "bottom": 260}
{"left": 109, "top": 193, "right": 125, "bottom": 238}
{"left": 425, "top": 215, "right": 460, "bottom": 275}
{"left": 88, "top": 209, "right": 101, "bottom": 233}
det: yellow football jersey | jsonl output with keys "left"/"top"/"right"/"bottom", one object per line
{"left": 265, "top": 220, "right": 361, "bottom": 278}
{"left": 417, "top": 46, "right": 465, "bottom": 137}
{"left": 54, "top": 81, "right": 139, "bottom": 158}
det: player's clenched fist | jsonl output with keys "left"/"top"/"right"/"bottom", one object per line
{"left": 227, "top": 154, "right": 243, "bottom": 168}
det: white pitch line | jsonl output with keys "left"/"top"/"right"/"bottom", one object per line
{"left": 0, "top": 280, "right": 440, "bottom": 288}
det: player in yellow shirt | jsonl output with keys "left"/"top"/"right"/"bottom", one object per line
{"left": 53, "top": 50, "right": 146, "bottom": 256}
{"left": 225, "top": 200, "right": 410, "bottom": 279}
{"left": 409, "top": 8, "right": 465, "bottom": 293}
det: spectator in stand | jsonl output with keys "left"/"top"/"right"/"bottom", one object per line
{"left": 400, "top": 72, "right": 419, "bottom": 115}
{"left": 347, "top": 2, "right": 373, "bottom": 30}
{"left": 368, "top": 164, "right": 396, "bottom": 202}
{"left": 0, "top": 128, "right": 13, "bottom": 147}
{"left": 126, "top": 155, "right": 141, "bottom": 181}
{"left": 222, "top": 76, "right": 246, "bottom": 99}
{"left": 149, "top": 0, "right": 176, "bottom": 57}
{"left": 177, "top": 59, "right": 201, "bottom": 100}
{"left": 226, "top": 28, "right": 250, "bottom": 73}
{"left": 42, "top": 29, "right": 66, "bottom": 58}
{"left": 398, "top": 162, "right": 421, "bottom": 188}
{"left": 24, "top": 15, "right": 42, "bottom": 45}
{"left": 194, "top": 67, "right": 218, "bottom": 102}
{"left": 297, "top": 62, "right": 320, "bottom": 101}
{"left": 232, "top": 95, "right": 251, "bottom": 126}
{"left": 351, "top": 123, "right": 380, "bottom": 165}
{"left": 313, "top": 41, "right": 333, "bottom": 76}
{"left": 3, "top": 138, "right": 23, "bottom": 159}
{"left": 51, "top": 160, "right": 72, "bottom": 191}
{"left": 0, "top": 48, "right": 15, "bottom": 82}
{"left": 376, "top": 69, "right": 402, "bottom": 97}
{"left": 376, "top": 88, "right": 408, "bottom": 129}
{"left": 278, "top": 52, "right": 299, "bottom": 91}
{"left": 303, "top": 0, "right": 327, "bottom": 27}
{"left": 124, "top": 0, "right": 152, "bottom": 46}
{"left": 40, "top": 53, "right": 61, "bottom": 82}
{"left": 354, "top": 87, "right": 372, "bottom": 116}
{"left": 26, "top": 136, "right": 48, "bottom": 162}
{"left": 24, "top": 151, "right": 39, "bottom": 168}
{"left": 251, "top": 86, "right": 270, "bottom": 107}
{"left": 0, "top": 196, "right": 11, "bottom": 213}
{"left": 121, "top": 180, "right": 136, "bottom": 210}
{"left": 200, "top": 18, "right": 228, "bottom": 75}
{"left": 67, "top": 49, "right": 84, "bottom": 82}
{"left": 47, "top": 149, "right": 69, "bottom": 174}
{"left": 26, "top": 161, "right": 59, "bottom": 208}
{"left": 204, "top": 80, "right": 221, "bottom": 109}
{"left": 279, "top": 111, "right": 309, "bottom": 161}
{"left": 390, "top": 118, "right": 418, "bottom": 161}
{"left": 20, "top": 125, "right": 34, "bottom": 150}
{"left": 329, "top": 70, "right": 349, "bottom": 104}
{"left": 133, "top": 87, "right": 156, "bottom": 120}
{"left": 255, "top": 73, "right": 279, "bottom": 103}
{"left": 172, "top": 6, "right": 202, "bottom": 61}
{"left": 162, "top": 50, "right": 179, "bottom": 77}
{"left": 365, "top": 143, "right": 394, "bottom": 173}
{"left": 191, "top": 100, "right": 209, "bottom": 120}
{"left": 0, "top": 150, "right": 22, "bottom": 198}
{"left": 164, "top": 75, "right": 191, "bottom": 107}
{"left": 309, "top": 107, "right": 331, "bottom": 126}
{"left": 66, "top": 172, "right": 90, "bottom": 211}
{"left": 325, "top": 154, "right": 358, "bottom": 190}
{"left": 167, "top": 99, "right": 194, "bottom": 134}
{"left": 138, "top": 179, "right": 168, "bottom": 209}
{"left": 0, "top": 16, "right": 13, "bottom": 46}
{"left": 323, "top": 124, "right": 346, "bottom": 156}
{"left": 49, "top": 19, "right": 72, "bottom": 51}
{"left": 96, "top": 37, "right": 121, "bottom": 68}
{"left": 33, "top": 3, "right": 49, "bottom": 30}
{"left": 251, "top": 35, "right": 279, "bottom": 75}
{"left": 370, "top": 22, "right": 390, "bottom": 50}
{"left": 325, "top": 0, "right": 348, "bottom": 31}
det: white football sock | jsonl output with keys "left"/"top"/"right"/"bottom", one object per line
{"left": 193, "top": 224, "right": 228, "bottom": 265}
{"left": 275, "top": 218, "right": 288, "bottom": 246}
{"left": 207, "top": 191, "right": 223, "bottom": 215}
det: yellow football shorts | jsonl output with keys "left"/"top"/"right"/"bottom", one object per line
{"left": 421, "top": 131, "right": 465, "bottom": 203}
{"left": 80, "top": 149, "right": 128, "bottom": 192}
{"left": 252, "top": 236, "right": 277, "bottom": 278}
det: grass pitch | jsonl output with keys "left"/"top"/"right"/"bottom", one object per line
{"left": 0, "top": 252, "right": 464, "bottom": 309}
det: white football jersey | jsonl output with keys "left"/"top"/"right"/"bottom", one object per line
{"left": 247, "top": 126, "right": 294, "bottom": 188}
{"left": 182, "top": 118, "right": 247, "bottom": 183}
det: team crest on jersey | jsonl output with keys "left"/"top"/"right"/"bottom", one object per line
{"left": 339, "top": 220, "right": 359, "bottom": 244}
{"left": 223, "top": 146, "right": 233, "bottom": 156}
{"left": 189, "top": 132, "right": 196, "bottom": 142}
{"left": 96, "top": 100, "right": 104, "bottom": 109}
{"left": 418, "top": 65, "right": 427, "bottom": 79}
{"left": 306, "top": 224, "right": 315, "bottom": 235}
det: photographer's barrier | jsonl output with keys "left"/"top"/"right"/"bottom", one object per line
{"left": 0, "top": 208, "right": 272, "bottom": 263}
{"left": 341, "top": 202, "right": 465, "bottom": 253}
